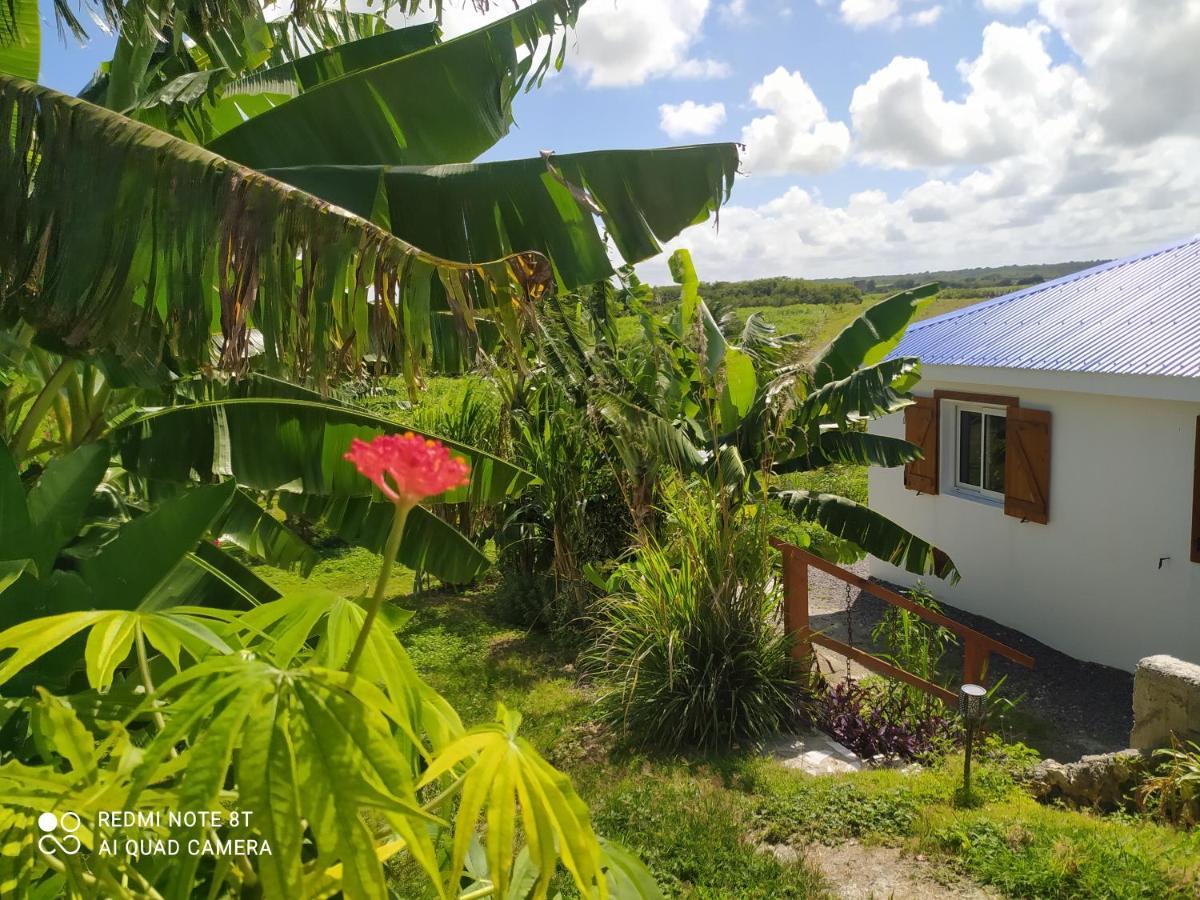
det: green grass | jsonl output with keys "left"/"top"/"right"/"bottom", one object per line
{"left": 617, "top": 287, "right": 1017, "bottom": 363}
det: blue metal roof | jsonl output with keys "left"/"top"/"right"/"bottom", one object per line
{"left": 891, "top": 234, "right": 1200, "bottom": 378}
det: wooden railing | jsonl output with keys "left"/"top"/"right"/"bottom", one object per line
{"left": 771, "top": 539, "right": 1034, "bottom": 706}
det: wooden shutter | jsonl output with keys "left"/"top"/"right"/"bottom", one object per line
{"left": 1192, "top": 417, "right": 1199, "bottom": 563}
{"left": 1004, "top": 407, "right": 1051, "bottom": 524}
{"left": 903, "top": 396, "right": 939, "bottom": 494}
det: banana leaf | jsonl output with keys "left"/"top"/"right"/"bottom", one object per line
{"left": 263, "top": 9, "right": 397, "bottom": 66}
{"left": 811, "top": 284, "right": 938, "bottom": 387}
{"left": 0, "top": 75, "right": 550, "bottom": 385}
{"left": 773, "top": 431, "right": 921, "bottom": 473}
{"left": 771, "top": 488, "right": 958, "bottom": 582}
{"left": 207, "top": 0, "right": 583, "bottom": 169}
{"left": 112, "top": 397, "right": 531, "bottom": 504}
{"left": 266, "top": 145, "right": 739, "bottom": 290}
{"left": 156, "top": 21, "right": 444, "bottom": 144}
{"left": 0, "top": 0, "right": 38, "bottom": 80}
{"left": 278, "top": 493, "right": 490, "bottom": 585}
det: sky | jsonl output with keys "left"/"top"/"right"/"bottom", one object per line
{"left": 35, "top": 0, "right": 1200, "bottom": 283}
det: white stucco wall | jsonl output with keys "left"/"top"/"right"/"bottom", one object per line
{"left": 868, "top": 368, "right": 1200, "bottom": 671}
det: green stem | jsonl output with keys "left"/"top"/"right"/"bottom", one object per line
{"left": 458, "top": 884, "right": 496, "bottom": 900}
{"left": 346, "top": 501, "right": 412, "bottom": 675}
{"left": 12, "top": 357, "right": 73, "bottom": 459}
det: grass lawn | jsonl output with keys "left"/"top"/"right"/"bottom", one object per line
{"left": 359, "top": 582, "right": 1199, "bottom": 899}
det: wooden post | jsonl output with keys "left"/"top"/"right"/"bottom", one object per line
{"left": 782, "top": 549, "right": 811, "bottom": 665}
{"left": 962, "top": 638, "right": 986, "bottom": 685}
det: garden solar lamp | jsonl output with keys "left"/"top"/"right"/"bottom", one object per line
{"left": 959, "top": 683, "right": 987, "bottom": 803}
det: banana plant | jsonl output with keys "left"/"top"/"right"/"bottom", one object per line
{"left": 2, "top": 0, "right": 739, "bottom": 390}
{"left": 528, "top": 251, "right": 958, "bottom": 581}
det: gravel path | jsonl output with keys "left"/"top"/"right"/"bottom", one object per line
{"left": 802, "top": 562, "right": 1133, "bottom": 762}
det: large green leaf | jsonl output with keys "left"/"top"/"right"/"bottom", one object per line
{"left": 773, "top": 431, "right": 922, "bottom": 473}
{"left": 25, "top": 443, "right": 110, "bottom": 577}
{"left": 771, "top": 488, "right": 958, "bottom": 582}
{"left": 0, "top": 440, "right": 31, "bottom": 560}
{"left": 114, "top": 396, "right": 531, "bottom": 504}
{"left": 278, "top": 493, "right": 490, "bottom": 585}
{"left": 798, "top": 357, "right": 921, "bottom": 424}
{"left": 79, "top": 481, "right": 237, "bottom": 611}
{"left": 159, "top": 21, "right": 444, "bottom": 144}
{"left": 263, "top": 9, "right": 398, "bottom": 67}
{"left": 0, "top": 75, "right": 549, "bottom": 385}
{"left": 811, "top": 283, "right": 938, "bottom": 387}
{"left": 0, "top": 0, "right": 38, "bottom": 80}
{"left": 207, "top": 1, "right": 582, "bottom": 168}
{"left": 217, "top": 489, "right": 319, "bottom": 575}
{"left": 266, "top": 145, "right": 739, "bottom": 290}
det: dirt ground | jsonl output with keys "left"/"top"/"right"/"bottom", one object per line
{"left": 805, "top": 840, "right": 1001, "bottom": 900}
{"left": 804, "top": 562, "right": 1134, "bottom": 762}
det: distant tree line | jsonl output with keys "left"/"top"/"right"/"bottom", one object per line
{"left": 656, "top": 277, "right": 863, "bottom": 308}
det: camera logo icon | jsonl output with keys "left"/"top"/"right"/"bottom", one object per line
{"left": 37, "top": 811, "right": 82, "bottom": 856}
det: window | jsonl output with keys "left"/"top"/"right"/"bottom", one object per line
{"left": 952, "top": 403, "right": 1006, "bottom": 501}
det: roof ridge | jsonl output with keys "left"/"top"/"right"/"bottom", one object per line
{"left": 905, "top": 233, "right": 1200, "bottom": 334}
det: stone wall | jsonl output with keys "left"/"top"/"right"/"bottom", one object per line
{"left": 1130, "top": 655, "right": 1200, "bottom": 750}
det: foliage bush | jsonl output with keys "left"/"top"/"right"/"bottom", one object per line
{"left": 590, "top": 483, "right": 797, "bottom": 751}
{"left": 494, "top": 375, "right": 632, "bottom": 633}
{"left": 1137, "top": 738, "right": 1200, "bottom": 828}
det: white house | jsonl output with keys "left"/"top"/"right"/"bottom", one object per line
{"left": 868, "top": 235, "right": 1200, "bottom": 671}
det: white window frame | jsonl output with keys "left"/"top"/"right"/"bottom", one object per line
{"left": 941, "top": 400, "right": 1008, "bottom": 505}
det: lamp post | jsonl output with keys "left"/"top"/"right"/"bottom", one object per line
{"left": 959, "top": 683, "right": 987, "bottom": 803}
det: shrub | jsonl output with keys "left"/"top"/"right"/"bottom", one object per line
{"left": 496, "top": 376, "right": 632, "bottom": 633}
{"left": 814, "top": 679, "right": 958, "bottom": 761}
{"left": 1138, "top": 737, "right": 1200, "bottom": 828}
{"left": 591, "top": 483, "right": 797, "bottom": 751}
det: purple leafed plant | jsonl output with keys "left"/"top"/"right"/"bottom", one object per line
{"left": 814, "top": 680, "right": 959, "bottom": 761}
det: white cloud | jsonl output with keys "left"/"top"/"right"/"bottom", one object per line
{"left": 840, "top": 0, "right": 899, "bottom": 28}
{"left": 850, "top": 22, "right": 1092, "bottom": 168}
{"left": 569, "top": 0, "right": 731, "bottom": 87}
{"left": 640, "top": 2, "right": 1200, "bottom": 284}
{"left": 740, "top": 67, "right": 852, "bottom": 174}
{"left": 980, "top": 0, "right": 1034, "bottom": 11}
{"left": 1038, "top": 0, "right": 1200, "bottom": 143}
{"left": 839, "top": 0, "right": 942, "bottom": 28}
{"left": 720, "top": 0, "right": 751, "bottom": 22}
{"left": 672, "top": 58, "right": 733, "bottom": 80}
{"left": 643, "top": 132, "right": 1200, "bottom": 282}
{"left": 910, "top": 5, "right": 942, "bottom": 26}
{"left": 659, "top": 101, "right": 728, "bottom": 139}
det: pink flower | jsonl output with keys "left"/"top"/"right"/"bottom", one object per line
{"left": 344, "top": 433, "right": 471, "bottom": 507}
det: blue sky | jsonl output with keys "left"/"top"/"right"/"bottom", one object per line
{"left": 35, "top": 0, "right": 1200, "bottom": 282}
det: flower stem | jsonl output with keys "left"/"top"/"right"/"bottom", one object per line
{"left": 347, "top": 501, "right": 411, "bottom": 674}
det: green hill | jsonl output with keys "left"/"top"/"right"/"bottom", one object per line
{"left": 818, "top": 259, "right": 1106, "bottom": 292}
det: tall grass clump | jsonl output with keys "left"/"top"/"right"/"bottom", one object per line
{"left": 592, "top": 482, "right": 797, "bottom": 751}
